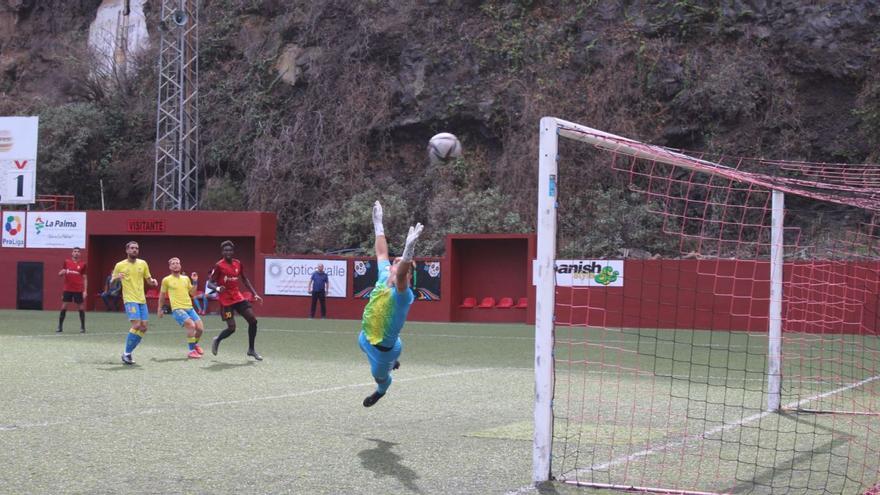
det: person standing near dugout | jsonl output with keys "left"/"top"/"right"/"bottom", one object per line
{"left": 208, "top": 240, "right": 264, "bottom": 360}
{"left": 308, "top": 263, "right": 331, "bottom": 319}
{"left": 57, "top": 247, "right": 87, "bottom": 333}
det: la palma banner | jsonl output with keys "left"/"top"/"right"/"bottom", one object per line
{"left": 25, "top": 212, "right": 87, "bottom": 249}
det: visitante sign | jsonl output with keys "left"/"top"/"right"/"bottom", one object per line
{"left": 127, "top": 219, "right": 166, "bottom": 233}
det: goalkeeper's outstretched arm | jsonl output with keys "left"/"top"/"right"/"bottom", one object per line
{"left": 394, "top": 223, "right": 424, "bottom": 292}
{"left": 372, "top": 201, "right": 389, "bottom": 262}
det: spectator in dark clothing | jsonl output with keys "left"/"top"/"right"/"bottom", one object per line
{"left": 308, "top": 263, "right": 331, "bottom": 319}
{"left": 100, "top": 273, "right": 122, "bottom": 311}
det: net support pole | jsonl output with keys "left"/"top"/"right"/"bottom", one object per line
{"left": 533, "top": 117, "right": 559, "bottom": 483}
{"left": 767, "top": 189, "right": 784, "bottom": 411}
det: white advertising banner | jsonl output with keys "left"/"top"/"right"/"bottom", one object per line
{"left": 2, "top": 210, "right": 26, "bottom": 248}
{"left": 264, "top": 258, "right": 347, "bottom": 297}
{"left": 0, "top": 116, "right": 38, "bottom": 204}
{"left": 533, "top": 259, "right": 625, "bottom": 287}
{"left": 25, "top": 211, "right": 86, "bottom": 249}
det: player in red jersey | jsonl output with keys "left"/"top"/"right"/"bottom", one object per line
{"left": 207, "top": 240, "right": 264, "bottom": 360}
{"left": 57, "top": 247, "right": 88, "bottom": 333}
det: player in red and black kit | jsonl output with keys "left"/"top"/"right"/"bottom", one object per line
{"left": 208, "top": 240, "right": 264, "bottom": 360}
{"left": 57, "top": 247, "right": 87, "bottom": 333}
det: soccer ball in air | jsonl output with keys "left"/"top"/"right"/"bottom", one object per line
{"left": 427, "top": 132, "right": 462, "bottom": 165}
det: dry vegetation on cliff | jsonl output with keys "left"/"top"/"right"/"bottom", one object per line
{"left": 1, "top": 0, "right": 878, "bottom": 255}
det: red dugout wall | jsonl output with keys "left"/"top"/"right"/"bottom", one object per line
{"left": 4, "top": 213, "right": 877, "bottom": 333}
{"left": 0, "top": 210, "right": 275, "bottom": 312}
{"left": 554, "top": 259, "right": 880, "bottom": 335}
{"left": 446, "top": 234, "right": 536, "bottom": 324}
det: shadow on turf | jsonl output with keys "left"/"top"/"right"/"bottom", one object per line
{"left": 535, "top": 481, "right": 562, "bottom": 494}
{"left": 727, "top": 411, "right": 855, "bottom": 494}
{"left": 358, "top": 438, "right": 421, "bottom": 493}
{"left": 97, "top": 363, "right": 143, "bottom": 371}
{"left": 150, "top": 356, "right": 190, "bottom": 363}
{"left": 203, "top": 360, "right": 256, "bottom": 371}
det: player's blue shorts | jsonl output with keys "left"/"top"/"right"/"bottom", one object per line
{"left": 124, "top": 302, "right": 149, "bottom": 321}
{"left": 172, "top": 308, "right": 200, "bottom": 326}
{"left": 358, "top": 331, "right": 402, "bottom": 381}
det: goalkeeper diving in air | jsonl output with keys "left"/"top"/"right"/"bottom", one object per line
{"left": 358, "top": 201, "right": 424, "bottom": 407}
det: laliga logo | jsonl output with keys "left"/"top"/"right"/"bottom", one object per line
{"left": 4, "top": 214, "right": 22, "bottom": 235}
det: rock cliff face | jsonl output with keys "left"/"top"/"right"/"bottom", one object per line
{"left": 1, "top": 0, "right": 878, "bottom": 254}
{"left": 87, "top": 0, "right": 150, "bottom": 76}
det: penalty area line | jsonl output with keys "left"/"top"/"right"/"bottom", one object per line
{"left": 566, "top": 372, "right": 880, "bottom": 478}
{"left": 198, "top": 367, "right": 494, "bottom": 407}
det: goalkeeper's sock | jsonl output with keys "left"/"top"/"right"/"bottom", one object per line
{"left": 376, "top": 375, "right": 392, "bottom": 395}
{"left": 188, "top": 337, "right": 197, "bottom": 351}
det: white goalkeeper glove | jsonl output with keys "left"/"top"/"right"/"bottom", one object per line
{"left": 372, "top": 201, "right": 384, "bottom": 237}
{"left": 401, "top": 223, "right": 424, "bottom": 262}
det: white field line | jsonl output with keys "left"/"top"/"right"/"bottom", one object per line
{"left": 199, "top": 367, "right": 492, "bottom": 407}
{"left": 568, "top": 373, "right": 880, "bottom": 478}
{"left": 0, "top": 367, "right": 498, "bottom": 432}
{"left": 504, "top": 484, "right": 540, "bottom": 495}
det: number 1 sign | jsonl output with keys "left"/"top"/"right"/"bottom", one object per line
{"left": 0, "top": 117, "right": 38, "bottom": 205}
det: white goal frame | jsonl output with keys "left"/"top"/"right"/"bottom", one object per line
{"left": 532, "top": 117, "right": 785, "bottom": 484}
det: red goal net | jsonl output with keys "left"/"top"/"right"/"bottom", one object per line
{"left": 535, "top": 118, "right": 880, "bottom": 495}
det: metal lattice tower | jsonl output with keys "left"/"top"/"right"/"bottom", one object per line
{"left": 153, "top": 0, "right": 199, "bottom": 210}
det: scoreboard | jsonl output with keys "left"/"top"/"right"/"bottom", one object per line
{"left": 0, "top": 117, "right": 38, "bottom": 205}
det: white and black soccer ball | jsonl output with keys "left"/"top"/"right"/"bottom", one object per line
{"left": 427, "top": 132, "right": 462, "bottom": 165}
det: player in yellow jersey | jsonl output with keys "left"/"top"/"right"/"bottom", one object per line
{"left": 157, "top": 257, "right": 205, "bottom": 359}
{"left": 114, "top": 241, "right": 158, "bottom": 365}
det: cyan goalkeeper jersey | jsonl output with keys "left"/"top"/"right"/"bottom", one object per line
{"left": 362, "top": 260, "right": 415, "bottom": 348}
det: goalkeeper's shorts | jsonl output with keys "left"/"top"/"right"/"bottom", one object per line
{"left": 358, "top": 331, "right": 402, "bottom": 381}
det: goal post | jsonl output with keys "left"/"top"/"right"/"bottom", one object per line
{"left": 767, "top": 190, "right": 784, "bottom": 412}
{"left": 533, "top": 117, "right": 880, "bottom": 493}
{"left": 533, "top": 117, "right": 559, "bottom": 482}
